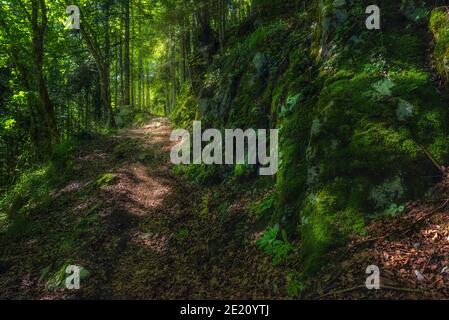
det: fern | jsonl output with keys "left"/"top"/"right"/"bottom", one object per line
{"left": 257, "top": 224, "right": 293, "bottom": 265}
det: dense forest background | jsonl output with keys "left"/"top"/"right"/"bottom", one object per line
{"left": 0, "top": 0, "right": 261, "bottom": 187}
{"left": 2, "top": 0, "right": 449, "bottom": 299}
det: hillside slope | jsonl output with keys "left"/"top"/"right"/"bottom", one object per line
{"left": 171, "top": 0, "right": 449, "bottom": 288}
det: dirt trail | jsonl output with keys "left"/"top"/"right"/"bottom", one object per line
{"left": 0, "top": 117, "right": 286, "bottom": 300}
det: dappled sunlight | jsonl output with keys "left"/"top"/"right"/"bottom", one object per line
{"left": 129, "top": 229, "right": 170, "bottom": 254}
{"left": 6, "top": 0, "right": 449, "bottom": 301}
{"left": 98, "top": 118, "right": 175, "bottom": 217}
{"left": 52, "top": 181, "right": 85, "bottom": 198}
{"left": 118, "top": 118, "right": 172, "bottom": 143}
{"left": 103, "top": 162, "right": 173, "bottom": 216}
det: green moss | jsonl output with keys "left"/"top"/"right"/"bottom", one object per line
{"left": 278, "top": 3, "right": 449, "bottom": 278}
{"left": 169, "top": 2, "right": 449, "bottom": 281}
{"left": 430, "top": 9, "right": 449, "bottom": 79}
{"left": 0, "top": 166, "right": 51, "bottom": 216}
{"left": 299, "top": 186, "right": 365, "bottom": 275}
{"left": 0, "top": 137, "right": 81, "bottom": 235}
{"left": 169, "top": 85, "right": 198, "bottom": 128}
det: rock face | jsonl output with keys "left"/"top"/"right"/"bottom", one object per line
{"left": 171, "top": 0, "right": 449, "bottom": 276}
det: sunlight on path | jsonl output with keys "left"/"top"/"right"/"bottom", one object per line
{"left": 105, "top": 117, "right": 176, "bottom": 216}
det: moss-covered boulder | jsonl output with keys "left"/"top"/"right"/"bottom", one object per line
{"left": 277, "top": 0, "right": 449, "bottom": 276}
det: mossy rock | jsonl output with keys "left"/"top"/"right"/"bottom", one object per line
{"left": 169, "top": 1, "right": 449, "bottom": 279}
{"left": 277, "top": 2, "right": 449, "bottom": 277}
{"left": 430, "top": 8, "right": 449, "bottom": 79}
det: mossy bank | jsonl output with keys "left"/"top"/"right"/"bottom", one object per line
{"left": 170, "top": 0, "right": 449, "bottom": 288}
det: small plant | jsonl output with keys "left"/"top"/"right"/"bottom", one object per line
{"left": 217, "top": 201, "right": 230, "bottom": 224}
{"left": 286, "top": 271, "right": 305, "bottom": 297}
{"left": 251, "top": 194, "right": 275, "bottom": 218}
{"left": 175, "top": 229, "right": 189, "bottom": 241}
{"left": 91, "top": 173, "right": 117, "bottom": 190}
{"left": 200, "top": 193, "right": 210, "bottom": 217}
{"left": 257, "top": 223, "right": 293, "bottom": 265}
{"left": 41, "top": 263, "right": 90, "bottom": 290}
{"left": 384, "top": 203, "right": 406, "bottom": 217}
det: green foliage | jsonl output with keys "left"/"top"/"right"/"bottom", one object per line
{"left": 233, "top": 163, "right": 255, "bottom": 181}
{"left": 371, "top": 78, "right": 395, "bottom": 97}
{"left": 401, "top": 0, "right": 428, "bottom": 23}
{"left": 250, "top": 194, "right": 275, "bottom": 219}
{"left": 41, "top": 263, "right": 90, "bottom": 290}
{"left": 166, "top": 0, "right": 449, "bottom": 282}
{"left": 430, "top": 9, "right": 449, "bottom": 79}
{"left": 169, "top": 86, "right": 198, "bottom": 129}
{"left": 0, "top": 135, "right": 83, "bottom": 234}
{"left": 200, "top": 193, "right": 210, "bottom": 217}
{"left": 3, "top": 0, "right": 449, "bottom": 296}
{"left": 90, "top": 173, "right": 117, "bottom": 190}
{"left": 237, "top": 20, "right": 289, "bottom": 54}
{"left": 0, "top": 117, "right": 16, "bottom": 132}
{"left": 175, "top": 229, "right": 189, "bottom": 241}
{"left": 115, "top": 109, "right": 153, "bottom": 128}
{"left": 298, "top": 188, "right": 365, "bottom": 274}
{"left": 369, "top": 177, "right": 405, "bottom": 211}
{"left": 217, "top": 201, "right": 230, "bottom": 224}
{"left": 0, "top": 166, "right": 52, "bottom": 220}
{"left": 384, "top": 203, "right": 406, "bottom": 217}
{"left": 257, "top": 224, "right": 293, "bottom": 265}
{"left": 286, "top": 271, "right": 305, "bottom": 297}
{"left": 173, "top": 164, "right": 228, "bottom": 186}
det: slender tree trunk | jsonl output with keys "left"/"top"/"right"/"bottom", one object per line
{"left": 73, "top": 1, "right": 116, "bottom": 128}
{"left": 138, "top": 17, "right": 143, "bottom": 110}
{"left": 114, "top": 29, "right": 119, "bottom": 111}
{"left": 119, "top": 9, "right": 124, "bottom": 111}
{"left": 123, "top": 0, "right": 131, "bottom": 108}
{"left": 30, "top": 0, "right": 58, "bottom": 148}
{"left": 102, "top": 0, "right": 116, "bottom": 128}
{"left": 131, "top": 3, "right": 135, "bottom": 109}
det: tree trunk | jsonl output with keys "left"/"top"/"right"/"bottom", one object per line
{"left": 30, "top": 0, "right": 58, "bottom": 149}
{"left": 124, "top": 0, "right": 131, "bottom": 108}
{"left": 104, "top": 0, "right": 113, "bottom": 126}
{"left": 78, "top": 5, "right": 116, "bottom": 128}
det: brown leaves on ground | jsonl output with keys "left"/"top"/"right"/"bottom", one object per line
{"left": 0, "top": 117, "right": 286, "bottom": 300}
{"left": 304, "top": 176, "right": 449, "bottom": 300}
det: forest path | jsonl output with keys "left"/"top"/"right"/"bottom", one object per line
{"left": 0, "top": 117, "right": 286, "bottom": 299}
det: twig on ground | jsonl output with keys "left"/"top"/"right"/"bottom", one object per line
{"left": 317, "top": 285, "right": 422, "bottom": 299}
